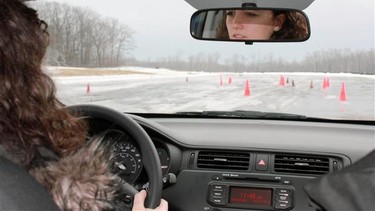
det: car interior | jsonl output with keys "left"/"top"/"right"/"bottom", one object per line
{"left": 0, "top": 0, "right": 374, "bottom": 211}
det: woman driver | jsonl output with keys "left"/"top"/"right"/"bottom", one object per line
{"left": 0, "top": 0, "right": 167, "bottom": 210}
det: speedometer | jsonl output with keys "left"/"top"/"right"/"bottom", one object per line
{"left": 103, "top": 130, "right": 142, "bottom": 184}
{"left": 112, "top": 142, "right": 142, "bottom": 183}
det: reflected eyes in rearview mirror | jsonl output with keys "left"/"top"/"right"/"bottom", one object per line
{"left": 190, "top": 8, "right": 310, "bottom": 43}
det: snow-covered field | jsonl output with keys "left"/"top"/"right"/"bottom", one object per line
{"left": 52, "top": 66, "right": 375, "bottom": 120}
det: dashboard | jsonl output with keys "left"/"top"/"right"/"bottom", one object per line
{"left": 88, "top": 114, "right": 374, "bottom": 211}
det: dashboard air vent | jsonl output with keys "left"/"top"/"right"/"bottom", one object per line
{"left": 274, "top": 154, "right": 330, "bottom": 175}
{"left": 197, "top": 151, "right": 250, "bottom": 170}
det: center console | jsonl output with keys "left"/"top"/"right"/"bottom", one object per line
{"left": 208, "top": 173, "right": 296, "bottom": 210}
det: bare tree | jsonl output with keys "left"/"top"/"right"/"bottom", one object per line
{"left": 30, "top": 1, "right": 135, "bottom": 67}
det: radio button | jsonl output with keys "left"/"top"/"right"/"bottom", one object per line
{"left": 275, "top": 188, "right": 292, "bottom": 195}
{"left": 212, "top": 185, "right": 224, "bottom": 190}
{"left": 276, "top": 195, "right": 290, "bottom": 202}
{"left": 213, "top": 192, "right": 223, "bottom": 197}
{"left": 275, "top": 202, "right": 291, "bottom": 209}
{"left": 211, "top": 198, "right": 226, "bottom": 206}
{"left": 281, "top": 180, "right": 292, "bottom": 185}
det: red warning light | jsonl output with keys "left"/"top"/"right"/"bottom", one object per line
{"left": 258, "top": 160, "right": 266, "bottom": 166}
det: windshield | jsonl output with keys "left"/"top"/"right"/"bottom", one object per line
{"left": 29, "top": 0, "right": 374, "bottom": 121}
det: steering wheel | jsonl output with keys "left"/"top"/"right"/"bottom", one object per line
{"left": 68, "top": 104, "right": 163, "bottom": 209}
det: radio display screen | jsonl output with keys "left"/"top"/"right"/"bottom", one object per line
{"left": 229, "top": 187, "right": 272, "bottom": 206}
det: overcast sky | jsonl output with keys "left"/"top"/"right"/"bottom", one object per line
{"left": 46, "top": 0, "right": 374, "bottom": 62}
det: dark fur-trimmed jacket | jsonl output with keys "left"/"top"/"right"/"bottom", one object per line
{"left": 0, "top": 138, "right": 122, "bottom": 211}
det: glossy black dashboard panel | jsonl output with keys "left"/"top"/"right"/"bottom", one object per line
{"left": 88, "top": 114, "right": 374, "bottom": 211}
{"left": 129, "top": 114, "right": 374, "bottom": 211}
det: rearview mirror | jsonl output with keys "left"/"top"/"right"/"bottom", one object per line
{"left": 190, "top": 8, "right": 310, "bottom": 43}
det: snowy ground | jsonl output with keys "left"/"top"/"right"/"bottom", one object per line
{"left": 51, "top": 66, "right": 375, "bottom": 120}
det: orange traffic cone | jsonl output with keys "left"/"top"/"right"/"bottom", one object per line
{"left": 322, "top": 77, "right": 327, "bottom": 89}
{"left": 228, "top": 77, "right": 232, "bottom": 85}
{"left": 279, "top": 76, "right": 285, "bottom": 86}
{"left": 220, "top": 75, "right": 223, "bottom": 86}
{"left": 323, "top": 77, "right": 330, "bottom": 89}
{"left": 244, "top": 80, "right": 250, "bottom": 96}
{"left": 339, "top": 82, "right": 347, "bottom": 102}
{"left": 310, "top": 80, "right": 314, "bottom": 88}
{"left": 86, "top": 83, "right": 91, "bottom": 94}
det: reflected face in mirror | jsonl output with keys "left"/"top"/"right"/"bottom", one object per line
{"left": 190, "top": 8, "right": 310, "bottom": 42}
{"left": 225, "top": 10, "right": 286, "bottom": 40}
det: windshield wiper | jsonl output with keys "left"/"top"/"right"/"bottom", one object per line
{"left": 175, "top": 110, "right": 313, "bottom": 120}
{"left": 131, "top": 111, "right": 373, "bottom": 125}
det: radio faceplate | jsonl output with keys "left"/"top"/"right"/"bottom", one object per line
{"left": 208, "top": 182, "right": 294, "bottom": 210}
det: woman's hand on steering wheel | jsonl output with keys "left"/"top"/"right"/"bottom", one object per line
{"left": 133, "top": 190, "right": 168, "bottom": 211}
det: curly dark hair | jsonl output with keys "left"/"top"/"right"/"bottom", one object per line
{"left": 0, "top": 0, "right": 87, "bottom": 167}
{"left": 271, "top": 10, "right": 308, "bottom": 40}
{"left": 216, "top": 12, "right": 230, "bottom": 40}
{"left": 216, "top": 10, "right": 308, "bottom": 40}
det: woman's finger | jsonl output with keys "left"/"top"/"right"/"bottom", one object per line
{"left": 132, "top": 190, "right": 147, "bottom": 210}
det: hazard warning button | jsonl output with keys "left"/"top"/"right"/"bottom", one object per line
{"left": 256, "top": 154, "right": 269, "bottom": 171}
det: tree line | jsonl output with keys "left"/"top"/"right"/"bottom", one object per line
{"left": 127, "top": 48, "right": 374, "bottom": 74}
{"left": 31, "top": 2, "right": 135, "bottom": 67}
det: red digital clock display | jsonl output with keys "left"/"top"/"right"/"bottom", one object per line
{"left": 229, "top": 187, "right": 272, "bottom": 206}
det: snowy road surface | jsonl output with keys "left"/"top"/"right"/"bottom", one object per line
{"left": 53, "top": 67, "right": 375, "bottom": 120}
